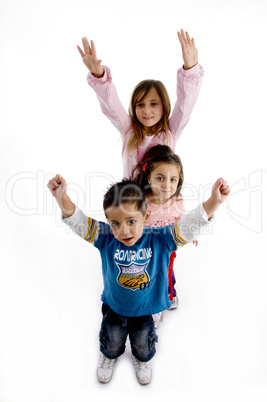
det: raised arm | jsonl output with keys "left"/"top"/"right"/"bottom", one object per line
{"left": 47, "top": 174, "right": 75, "bottom": 219}
{"left": 168, "top": 29, "right": 204, "bottom": 140}
{"left": 77, "top": 37, "right": 131, "bottom": 136}
{"left": 169, "top": 178, "right": 230, "bottom": 247}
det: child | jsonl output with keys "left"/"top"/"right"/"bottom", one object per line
{"left": 47, "top": 173, "right": 230, "bottom": 385}
{"left": 133, "top": 145, "right": 185, "bottom": 311}
{"left": 77, "top": 30, "right": 204, "bottom": 178}
{"left": 132, "top": 145, "right": 195, "bottom": 327}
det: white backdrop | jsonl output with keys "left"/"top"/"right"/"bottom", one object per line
{"left": 1, "top": 0, "right": 267, "bottom": 401}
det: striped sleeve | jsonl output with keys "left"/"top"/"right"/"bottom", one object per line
{"left": 170, "top": 203, "right": 212, "bottom": 246}
{"left": 84, "top": 217, "right": 99, "bottom": 244}
{"left": 171, "top": 221, "right": 188, "bottom": 247}
{"left": 63, "top": 206, "right": 100, "bottom": 246}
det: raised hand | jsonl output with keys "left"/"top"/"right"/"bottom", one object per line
{"left": 47, "top": 174, "right": 67, "bottom": 199}
{"left": 177, "top": 29, "right": 198, "bottom": 70}
{"left": 77, "top": 38, "right": 104, "bottom": 77}
{"left": 203, "top": 178, "right": 230, "bottom": 219}
{"left": 211, "top": 178, "right": 231, "bottom": 204}
{"left": 47, "top": 174, "right": 75, "bottom": 218}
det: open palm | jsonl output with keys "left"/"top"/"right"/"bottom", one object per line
{"left": 77, "top": 38, "right": 104, "bottom": 77}
{"left": 177, "top": 29, "right": 198, "bottom": 70}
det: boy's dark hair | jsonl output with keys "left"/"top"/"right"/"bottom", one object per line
{"left": 103, "top": 179, "right": 147, "bottom": 215}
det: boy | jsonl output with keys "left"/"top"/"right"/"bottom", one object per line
{"left": 47, "top": 175, "right": 230, "bottom": 385}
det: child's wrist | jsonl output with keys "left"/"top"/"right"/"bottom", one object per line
{"left": 183, "top": 62, "right": 198, "bottom": 70}
{"left": 92, "top": 68, "right": 105, "bottom": 78}
{"left": 55, "top": 192, "right": 67, "bottom": 202}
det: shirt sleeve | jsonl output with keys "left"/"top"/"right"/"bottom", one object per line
{"left": 63, "top": 206, "right": 100, "bottom": 245}
{"left": 170, "top": 203, "right": 213, "bottom": 247}
{"left": 168, "top": 63, "right": 204, "bottom": 142}
{"left": 87, "top": 65, "right": 132, "bottom": 135}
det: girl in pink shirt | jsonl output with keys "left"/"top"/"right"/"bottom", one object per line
{"left": 77, "top": 30, "right": 204, "bottom": 178}
{"left": 133, "top": 145, "right": 197, "bottom": 326}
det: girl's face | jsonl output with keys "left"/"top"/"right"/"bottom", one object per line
{"left": 147, "top": 163, "right": 180, "bottom": 204}
{"left": 135, "top": 87, "right": 164, "bottom": 128}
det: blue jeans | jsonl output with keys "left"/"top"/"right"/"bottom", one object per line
{"left": 99, "top": 303, "right": 158, "bottom": 362}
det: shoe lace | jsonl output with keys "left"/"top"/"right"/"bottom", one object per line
{"left": 133, "top": 357, "right": 149, "bottom": 371}
{"left": 101, "top": 356, "right": 114, "bottom": 369}
{"left": 138, "top": 361, "right": 149, "bottom": 370}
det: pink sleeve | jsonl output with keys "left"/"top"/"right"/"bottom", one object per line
{"left": 87, "top": 65, "right": 132, "bottom": 136}
{"left": 168, "top": 63, "right": 204, "bottom": 142}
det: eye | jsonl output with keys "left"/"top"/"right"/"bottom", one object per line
{"left": 151, "top": 102, "right": 158, "bottom": 107}
{"left": 136, "top": 103, "right": 144, "bottom": 108}
{"left": 111, "top": 222, "right": 119, "bottom": 228}
{"left": 127, "top": 219, "right": 136, "bottom": 225}
{"left": 157, "top": 177, "right": 163, "bottom": 181}
{"left": 171, "top": 178, "right": 177, "bottom": 182}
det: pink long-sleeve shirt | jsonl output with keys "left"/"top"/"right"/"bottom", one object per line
{"left": 87, "top": 64, "right": 204, "bottom": 178}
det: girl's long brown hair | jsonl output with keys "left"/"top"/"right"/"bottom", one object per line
{"left": 127, "top": 80, "right": 171, "bottom": 156}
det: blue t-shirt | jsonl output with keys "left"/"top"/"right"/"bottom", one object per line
{"left": 64, "top": 204, "right": 210, "bottom": 317}
{"left": 94, "top": 222, "right": 177, "bottom": 316}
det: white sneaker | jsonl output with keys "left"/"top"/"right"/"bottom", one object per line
{"left": 97, "top": 352, "right": 116, "bottom": 383}
{"left": 167, "top": 296, "right": 179, "bottom": 310}
{"left": 152, "top": 312, "right": 163, "bottom": 329}
{"left": 131, "top": 355, "right": 152, "bottom": 385}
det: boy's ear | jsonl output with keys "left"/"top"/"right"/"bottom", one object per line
{"left": 144, "top": 209, "right": 151, "bottom": 223}
{"left": 147, "top": 175, "right": 151, "bottom": 184}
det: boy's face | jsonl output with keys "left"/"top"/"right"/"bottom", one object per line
{"left": 105, "top": 202, "right": 150, "bottom": 247}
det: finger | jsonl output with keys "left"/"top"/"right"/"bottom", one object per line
{"left": 180, "top": 29, "right": 187, "bottom": 42}
{"left": 213, "top": 178, "right": 223, "bottom": 192}
{"left": 177, "top": 30, "right": 185, "bottom": 47}
{"left": 185, "top": 31, "right": 191, "bottom": 43}
{"left": 47, "top": 178, "right": 58, "bottom": 191}
{"left": 222, "top": 185, "right": 231, "bottom": 196}
{"left": 220, "top": 181, "right": 228, "bottom": 191}
{"left": 90, "top": 40, "right": 97, "bottom": 58}
{"left": 82, "top": 37, "right": 91, "bottom": 54}
{"left": 54, "top": 174, "right": 63, "bottom": 185}
{"left": 47, "top": 181, "right": 53, "bottom": 190}
{"left": 77, "top": 45, "right": 85, "bottom": 57}
{"left": 57, "top": 175, "right": 67, "bottom": 189}
{"left": 192, "top": 37, "right": 195, "bottom": 47}
{"left": 220, "top": 181, "right": 230, "bottom": 193}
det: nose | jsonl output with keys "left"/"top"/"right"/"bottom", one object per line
{"left": 121, "top": 223, "right": 129, "bottom": 236}
{"left": 143, "top": 105, "right": 151, "bottom": 115}
{"left": 162, "top": 180, "right": 171, "bottom": 191}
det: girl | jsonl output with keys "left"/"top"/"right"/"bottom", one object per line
{"left": 77, "top": 30, "right": 204, "bottom": 178}
{"left": 132, "top": 145, "right": 197, "bottom": 326}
